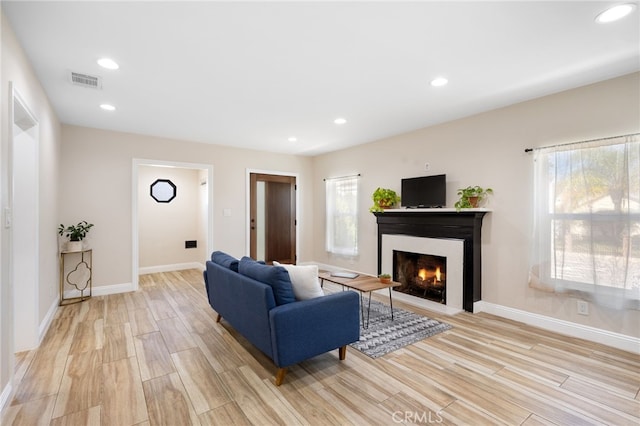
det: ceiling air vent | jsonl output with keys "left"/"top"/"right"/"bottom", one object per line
{"left": 69, "top": 71, "right": 102, "bottom": 89}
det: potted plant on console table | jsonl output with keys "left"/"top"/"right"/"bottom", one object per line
{"left": 369, "top": 187, "right": 400, "bottom": 212}
{"left": 454, "top": 186, "right": 493, "bottom": 212}
{"left": 58, "top": 221, "right": 94, "bottom": 252}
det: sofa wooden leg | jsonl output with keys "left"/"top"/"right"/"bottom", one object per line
{"left": 216, "top": 314, "right": 222, "bottom": 323}
{"left": 339, "top": 345, "right": 347, "bottom": 360}
{"left": 275, "top": 368, "right": 287, "bottom": 386}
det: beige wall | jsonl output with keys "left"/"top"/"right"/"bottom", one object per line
{"left": 1, "top": 5, "right": 637, "bottom": 404}
{"left": 313, "top": 72, "right": 640, "bottom": 338}
{"left": 60, "top": 125, "right": 315, "bottom": 288}
{"left": 138, "top": 165, "right": 206, "bottom": 269}
{"left": 1, "top": 12, "right": 61, "bottom": 397}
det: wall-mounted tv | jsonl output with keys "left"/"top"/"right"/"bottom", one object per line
{"left": 401, "top": 174, "right": 446, "bottom": 208}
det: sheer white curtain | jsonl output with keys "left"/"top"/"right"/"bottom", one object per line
{"left": 529, "top": 134, "right": 640, "bottom": 309}
{"left": 325, "top": 175, "right": 360, "bottom": 256}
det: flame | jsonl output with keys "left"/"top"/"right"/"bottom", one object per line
{"left": 435, "top": 266, "right": 441, "bottom": 282}
{"left": 418, "top": 268, "right": 428, "bottom": 281}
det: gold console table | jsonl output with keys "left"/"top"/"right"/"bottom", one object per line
{"left": 59, "top": 249, "right": 92, "bottom": 305}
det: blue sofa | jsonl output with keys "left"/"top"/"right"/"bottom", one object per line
{"left": 203, "top": 251, "right": 360, "bottom": 385}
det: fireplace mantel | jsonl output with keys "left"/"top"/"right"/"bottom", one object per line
{"left": 374, "top": 209, "right": 489, "bottom": 312}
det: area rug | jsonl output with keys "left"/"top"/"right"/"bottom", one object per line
{"left": 349, "top": 299, "right": 452, "bottom": 358}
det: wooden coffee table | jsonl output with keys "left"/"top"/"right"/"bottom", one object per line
{"left": 319, "top": 272, "right": 400, "bottom": 328}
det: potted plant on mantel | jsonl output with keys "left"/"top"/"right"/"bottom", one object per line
{"left": 369, "top": 187, "right": 400, "bottom": 212}
{"left": 454, "top": 186, "right": 493, "bottom": 212}
{"left": 58, "top": 221, "right": 94, "bottom": 252}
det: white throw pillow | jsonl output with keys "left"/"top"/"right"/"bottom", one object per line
{"left": 273, "top": 261, "right": 325, "bottom": 300}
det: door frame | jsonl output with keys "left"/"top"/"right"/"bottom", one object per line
{"left": 9, "top": 83, "right": 40, "bottom": 353}
{"left": 245, "top": 169, "right": 299, "bottom": 259}
{"left": 132, "top": 159, "right": 214, "bottom": 290}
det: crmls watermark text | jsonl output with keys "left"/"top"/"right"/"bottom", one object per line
{"left": 392, "top": 411, "right": 444, "bottom": 424}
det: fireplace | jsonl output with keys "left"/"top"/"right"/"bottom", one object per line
{"left": 394, "top": 250, "right": 447, "bottom": 304}
{"left": 381, "top": 234, "right": 463, "bottom": 312}
{"left": 374, "top": 209, "right": 488, "bottom": 312}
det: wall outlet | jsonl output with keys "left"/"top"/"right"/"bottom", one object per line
{"left": 577, "top": 300, "right": 589, "bottom": 315}
{"left": 425, "top": 162, "right": 431, "bottom": 171}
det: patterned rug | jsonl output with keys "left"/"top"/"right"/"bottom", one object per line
{"left": 349, "top": 298, "right": 452, "bottom": 358}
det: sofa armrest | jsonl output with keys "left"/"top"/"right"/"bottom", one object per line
{"left": 269, "top": 291, "right": 360, "bottom": 368}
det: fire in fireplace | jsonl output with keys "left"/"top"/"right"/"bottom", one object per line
{"left": 393, "top": 250, "right": 446, "bottom": 304}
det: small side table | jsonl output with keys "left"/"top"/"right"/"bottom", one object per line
{"left": 59, "top": 249, "right": 92, "bottom": 305}
{"left": 319, "top": 272, "right": 400, "bottom": 328}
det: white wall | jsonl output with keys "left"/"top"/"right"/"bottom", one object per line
{"left": 312, "top": 72, "right": 640, "bottom": 339}
{"left": 1, "top": 11, "right": 61, "bottom": 403}
{"left": 60, "top": 125, "right": 315, "bottom": 289}
{"left": 138, "top": 165, "right": 206, "bottom": 270}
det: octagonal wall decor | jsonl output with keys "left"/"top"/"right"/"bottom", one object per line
{"left": 150, "top": 179, "right": 177, "bottom": 203}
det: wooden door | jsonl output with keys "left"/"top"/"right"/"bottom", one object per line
{"left": 250, "top": 173, "right": 296, "bottom": 264}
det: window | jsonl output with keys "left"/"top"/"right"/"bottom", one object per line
{"left": 325, "top": 175, "right": 360, "bottom": 256}
{"left": 529, "top": 134, "right": 640, "bottom": 307}
{"left": 150, "top": 179, "right": 177, "bottom": 203}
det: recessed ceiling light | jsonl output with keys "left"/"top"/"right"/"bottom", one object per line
{"left": 100, "top": 104, "right": 116, "bottom": 111}
{"left": 97, "top": 57, "right": 119, "bottom": 70}
{"left": 430, "top": 77, "right": 448, "bottom": 87}
{"left": 334, "top": 118, "right": 347, "bottom": 125}
{"left": 595, "top": 3, "right": 636, "bottom": 23}
{"left": 288, "top": 137, "right": 297, "bottom": 142}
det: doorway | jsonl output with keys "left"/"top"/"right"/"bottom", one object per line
{"left": 132, "top": 159, "right": 214, "bottom": 289}
{"left": 249, "top": 172, "right": 296, "bottom": 264}
{"left": 11, "top": 85, "right": 39, "bottom": 352}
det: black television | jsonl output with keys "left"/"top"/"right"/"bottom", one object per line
{"left": 401, "top": 174, "right": 446, "bottom": 208}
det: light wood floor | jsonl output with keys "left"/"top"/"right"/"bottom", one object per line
{"left": 2, "top": 269, "right": 639, "bottom": 425}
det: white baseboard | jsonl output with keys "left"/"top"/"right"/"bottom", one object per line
{"left": 66, "top": 273, "right": 219, "bottom": 299}
{"left": 0, "top": 382, "right": 12, "bottom": 416}
{"left": 92, "top": 282, "right": 135, "bottom": 296}
{"left": 63, "top": 282, "right": 135, "bottom": 299}
{"left": 312, "top": 262, "right": 372, "bottom": 276}
{"left": 139, "top": 262, "right": 204, "bottom": 275}
{"left": 313, "top": 261, "right": 639, "bottom": 354}
{"left": 39, "top": 298, "right": 59, "bottom": 345}
{"left": 475, "top": 301, "right": 640, "bottom": 354}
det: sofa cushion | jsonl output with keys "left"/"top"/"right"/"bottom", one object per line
{"left": 211, "top": 251, "right": 239, "bottom": 272}
{"left": 238, "top": 257, "right": 295, "bottom": 305}
{"left": 273, "top": 262, "right": 324, "bottom": 300}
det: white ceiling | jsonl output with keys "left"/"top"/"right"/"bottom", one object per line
{"left": 3, "top": 1, "right": 639, "bottom": 156}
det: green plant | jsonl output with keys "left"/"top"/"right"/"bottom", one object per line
{"left": 369, "top": 187, "right": 400, "bottom": 212}
{"left": 378, "top": 273, "right": 392, "bottom": 283}
{"left": 58, "top": 221, "right": 94, "bottom": 241}
{"left": 454, "top": 186, "right": 493, "bottom": 211}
